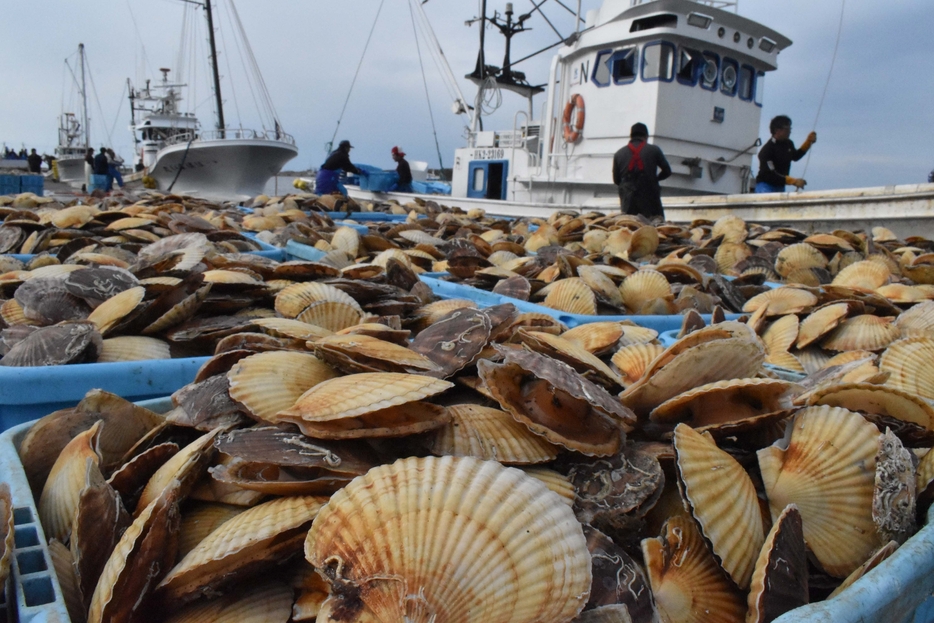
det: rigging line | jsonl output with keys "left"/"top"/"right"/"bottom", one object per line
{"left": 408, "top": 0, "right": 445, "bottom": 173}
{"left": 84, "top": 56, "right": 116, "bottom": 148}
{"left": 525, "top": 0, "right": 565, "bottom": 41}
{"left": 803, "top": 0, "right": 845, "bottom": 180}
{"left": 214, "top": 0, "right": 243, "bottom": 129}
{"left": 124, "top": 0, "right": 156, "bottom": 84}
{"left": 329, "top": 0, "right": 387, "bottom": 149}
{"left": 228, "top": 0, "right": 279, "bottom": 126}
{"left": 547, "top": 0, "right": 578, "bottom": 16}
{"left": 409, "top": 3, "right": 461, "bottom": 104}
{"left": 106, "top": 82, "right": 129, "bottom": 149}
{"left": 223, "top": 0, "right": 266, "bottom": 130}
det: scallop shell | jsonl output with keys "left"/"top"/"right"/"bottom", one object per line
{"left": 0, "top": 484, "right": 13, "bottom": 590}
{"left": 757, "top": 405, "right": 882, "bottom": 577}
{"left": 0, "top": 298, "right": 37, "bottom": 326}
{"left": 227, "top": 351, "right": 338, "bottom": 423}
{"left": 275, "top": 282, "right": 363, "bottom": 318}
{"left": 714, "top": 241, "right": 752, "bottom": 273}
{"left": 561, "top": 322, "right": 625, "bottom": 356}
{"left": 746, "top": 505, "right": 809, "bottom": 623}
{"left": 492, "top": 274, "right": 531, "bottom": 301}
{"left": 832, "top": 260, "right": 890, "bottom": 292}
{"left": 775, "top": 243, "right": 827, "bottom": 277}
{"left": 578, "top": 265, "right": 625, "bottom": 308}
{"left": 156, "top": 496, "right": 326, "bottom": 605}
{"left": 38, "top": 422, "right": 102, "bottom": 542}
{"left": 253, "top": 317, "right": 333, "bottom": 341}
{"left": 479, "top": 346, "right": 633, "bottom": 456}
{"left": 880, "top": 337, "right": 934, "bottom": 400}
{"left": 761, "top": 314, "right": 799, "bottom": 355}
{"left": 821, "top": 314, "right": 900, "bottom": 352}
{"left": 410, "top": 298, "right": 478, "bottom": 328}
{"left": 611, "top": 343, "right": 665, "bottom": 386}
{"left": 428, "top": 404, "right": 560, "bottom": 464}
{"left": 305, "top": 456, "right": 592, "bottom": 623}
{"left": 296, "top": 301, "right": 364, "bottom": 332}
{"left": 520, "top": 466, "right": 576, "bottom": 506}
{"left": 314, "top": 333, "right": 440, "bottom": 374}
{"left": 48, "top": 538, "right": 86, "bottom": 623}
{"left": 642, "top": 515, "right": 746, "bottom": 623}
{"left": 807, "top": 382, "right": 934, "bottom": 444}
{"left": 650, "top": 377, "right": 797, "bottom": 427}
{"left": 98, "top": 336, "right": 172, "bottom": 362}
{"left": 331, "top": 226, "right": 361, "bottom": 257}
{"left": 674, "top": 424, "right": 764, "bottom": 588}
{"left": 135, "top": 430, "right": 219, "bottom": 517}
{"left": 0, "top": 320, "right": 102, "bottom": 366}
{"left": 873, "top": 430, "right": 916, "bottom": 544}
{"left": 619, "top": 270, "right": 671, "bottom": 314}
{"left": 796, "top": 302, "right": 849, "bottom": 348}
{"left": 163, "top": 580, "right": 294, "bottom": 623}
{"left": 711, "top": 215, "right": 747, "bottom": 244}
{"left": 543, "top": 277, "right": 597, "bottom": 315}
{"left": 743, "top": 287, "right": 818, "bottom": 316}
{"left": 620, "top": 336, "right": 765, "bottom": 417}
{"left": 140, "top": 283, "right": 212, "bottom": 336}
{"left": 618, "top": 323, "right": 660, "bottom": 346}
{"left": 276, "top": 371, "right": 453, "bottom": 422}
{"left": 894, "top": 300, "right": 934, "bottom": 338}
{"left": 826, "top": 540, "right": 899, "bottom": 600}
{"left": 629, "top": 226, "right": 659, "bottom": 259}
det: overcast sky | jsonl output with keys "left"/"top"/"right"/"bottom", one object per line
{"left": 1, "top": 0, "right": 931, "bottom": 191}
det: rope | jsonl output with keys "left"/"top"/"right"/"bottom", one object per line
{"left": 329, "top": 0, "right": 387, "bottom": 151}
{"left": 802, "top": 0, "right": 845, "bottom": 179}
{"left": 83, "top": 55, "right": 116, "bottom": 148}
{"left": 228, "top": 0, "right": 281, "bottom": 129}
{"left": 167, "top": 139, "right": 195, "bottom": 192}
{"left": 408, "top": 0, "right": 445, "bottom": 174}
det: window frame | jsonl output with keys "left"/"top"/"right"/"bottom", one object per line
{"left": 641, "top": 40, "right": 677, "bottom": 83}
{"left": 591, "top": 48, "right": 614, "bottom": 88}
{"left": 738, "top": 64, "right": 756, "bottom": 102}
{"left": 754, "top": 70, "right": 765, "bottom": 107}
{"left": 676, "top": 47, "right": 703, "bottom": 87}
{"left": 611, "top": 46, "right": 639, "bottom": 85}
{"left": 720, "top": 57, "right": 739, "bottom": 97}
{"left": 699, "top": 51, "right": 720, "bottom": 92}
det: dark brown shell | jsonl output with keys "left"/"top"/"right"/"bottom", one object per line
{"left": 0, "top": 321, "right": 102, "bottom": 366}
{"left": 410, "top": 308, "right": 493, "bottom": 378}
{"left": 64, "top": 266, "right": 140, "bottom": 305}
{"left": 492, "top": 275, "right": 532, "bottom": 301}
{"left": 169, "top": 374, "right": 251, "bottom": 431}
{"left": 582, "top": 525, "right": 657, "bottom": 621}
{"left": 746, "top": 505, "right": 809, "bottom": 623}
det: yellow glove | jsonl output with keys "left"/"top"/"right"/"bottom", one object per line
{"left": 800, "top": 131, "right": 817, "bottom": 152}
{"left": 785, "top": 176, "right": 806, "bottom": 189}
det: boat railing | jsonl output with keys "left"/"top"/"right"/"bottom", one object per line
{"left": 163, "top": 128, "right": 297, "bottom": 147}
{"left": 630, "top": 0, "right": 737, "bottom": 11}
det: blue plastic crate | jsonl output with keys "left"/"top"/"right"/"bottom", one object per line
{"left": 420, "top": 276, "right": 741, "bottom": 331}
{"left": 0, "top": 358, "right": 208, "bottom": 431}
{"left": 18, "top": 176, "right": 43, "bottom": 196}
{"left": 362, "top": 171, "right": 399, "bottom": 193}
{"left": 240, "top": 232, "right": 285, "bottom": 261}
{"left": 323, "top": 211, "right": 411, "bottom": 222}
{"left": 87, "top": 174, "right": 108, "bottom": 192}
{"left": 0, "top": 175, "right": 19, "bottom": 196}
{"left": 285, "top": 239, "right": 327, "bottom": 262}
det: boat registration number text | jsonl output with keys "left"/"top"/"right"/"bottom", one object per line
{"left": 470, "top": 149, "right": 505, "bottom": 160}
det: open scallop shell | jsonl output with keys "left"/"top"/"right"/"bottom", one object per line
{"left": 305, "top": 456, "right": 592, "bottom": 623}
{"left": 879, "top": 337, "right": 934, "bottom": 400}
{"left": 543, "top": 277, "right": 597, "bottom": 315}
{"left": 796, "top": 302, "right": 850, "bottom": 348}
{"left": 757, "top": 405, "right": 882, "bottom": 577}
{"left": 561, "top": 322, "right": 625, "bottom": 356}
{"left": 641, "top": 515, "right": 746, "bottom": 623}
{"left": 98, "top": 336, "right": 171, "bottom": 362}
{"left": 832, "top": 260, "right": 890, "bottom": 292}
{"left": 807, "top": 382, "right": 934, "bottom": 445}
{"left": 314, "top": 334, "right": 440, "bottom": 374}
{"left": 746, "top": 505, "right": 809, "bottom": 623}
{"left": 578, "top": 266, "right": 624, "bottom": 308}
{"left": 253, "top": 317, "right": 333, "bottom": 341}
{"left": 275, "top": 282, "right": 363, "bottom": 318}
{"left": 894, "top": 300, "right": 934, "bottom": 338}
{"left": 775, "top": 243, "right": 827, "bottom": 277}
{"left": 743, "top": 287, "right": 818, "bottom": 316}
{"left": 163, "top": 580, "right": 294, "bottom": 623}
{"left": 428, "top": 404, "right": 560, "bottom": 464}
{"left": 611, "top": 343, "right": 665, "bottom": 387}
{"left": 227, "top": 350, "right": 338, "bottom": 423}
{"left": 518, "top": 330, "right": 622, "bottom": 389}
{"left": 673, "top": 424, "right": 764, "bottom": 589}
{"left": 820, "top": 315, "right": 900, "bottom": 352}
{"left": 156, "top": 495, "right": 326, "bottom": 605}
{"left": 619, "top": 270, "right": 671, "bottom": 314}
{"left": 650, "top": 377, "right": 797, "bottom": 428}
{"left": 296, "top": 301, "right": 364, "bottom": 332}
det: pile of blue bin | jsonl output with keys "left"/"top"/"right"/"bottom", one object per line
{"left": 0, "top": 175, "right": 44, "bottom": 196}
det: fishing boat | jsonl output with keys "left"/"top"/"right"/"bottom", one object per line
{"left": 129, "top": 0, "right": 297, "bottom": 198}
{"left": 346, "top": 0, "right": 934, "bottom": 238}
{"left": 55, "top": 44, "right": 90, "bottom": 185}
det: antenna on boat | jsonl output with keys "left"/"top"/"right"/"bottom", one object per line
{"left": 180, "top": 0, "right": 226, "bottom": 137}
{"left": 79, "top": 44, "right": 90, "bottom": 148}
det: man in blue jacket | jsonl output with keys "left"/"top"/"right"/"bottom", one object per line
{"left": 316, "top": 140, "right": 366, "bottom": 196}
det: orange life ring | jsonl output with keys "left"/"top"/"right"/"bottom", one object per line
{"left": 562, "top": 94, "right": 585, "bottom": 143}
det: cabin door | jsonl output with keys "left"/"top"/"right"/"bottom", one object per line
{"left": 466, "top": 160, "right": 508, "bottom": 200}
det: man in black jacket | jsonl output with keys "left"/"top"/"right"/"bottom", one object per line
{"left": 755, "top": 115, "right": 816, "bottom": 192}
{"left": 315, "top": 140, "right": 365, "bottom": 196}
{"left": 26, "top": 149, "right": 43, "bottom": 173}
{"left": 612, "top": 123, "right": 671, "bottom": 221}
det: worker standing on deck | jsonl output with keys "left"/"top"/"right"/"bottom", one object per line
{"left": 315, "top": 140, "right": 366, "bottom": 196}
{"left": 26, "top": 149, "right": 42, "bottom": 173}
{"left": 755, "top": 115, "right": 816, "bottom": 193}
{"left": 390, "top": 146, "right": 413, "bottom": 193}
{"left": 612, "top": 123, "right": 671, "bottom": 221}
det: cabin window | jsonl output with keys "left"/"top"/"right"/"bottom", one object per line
{"left": 676, "top": 48, "right": 702, "bottom": 86}
{"left": 642, "top": 42, "right": 676, "bottom": 82}
{"left": 630, "top": 14, "right": 677, "bottom": 32}
{"left": 700, "top": 52, "right": 719, "bottom": 91}
{"left": 611, "top": 47, "right": 638, "bottom": 84}
{"left": 720, "top": 58, "right": 739, "bottom": 96}
{"left": 754, "top": 71, "right": 765, "bottom": 106}
{"left": 472, "top": 167, "right": 485, "bottom": 192}
{"left": 738, "top": 65, "right": 755, "bottom": 101}
{"left": 591, "top": 49, "right": 613, "bottom": 87}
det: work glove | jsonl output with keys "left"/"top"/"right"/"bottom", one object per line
{"left": 785, "top": 176, "right": 807, "bottom": 189}
{"left": 801, "top": 131, "right": 817, "bottom": 152}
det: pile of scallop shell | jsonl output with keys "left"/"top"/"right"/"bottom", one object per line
{"left": 18, "top": 274, "right": 934, "bottom": 622}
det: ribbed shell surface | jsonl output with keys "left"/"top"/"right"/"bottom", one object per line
{"left": 227, "top": 350, "right": 338, "bottom": 422}
{"left": 305, "top": 456, "right": 591, "bottom": 623}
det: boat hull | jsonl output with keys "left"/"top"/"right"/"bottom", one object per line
{"left": 349, "top": 182, "right": 934, "bottom": 239}
{"left": 148, "top": 138, "right": 298, "bottom": 198}
{"left": 56, "top": 157, "right": 86, "bottom": 184}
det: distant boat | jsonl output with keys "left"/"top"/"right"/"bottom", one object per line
{"left": 128, "top": 0, "right": 297, "bottom": 198}
{"left": 55, "top": 44, "right": 90, "bottom": 184}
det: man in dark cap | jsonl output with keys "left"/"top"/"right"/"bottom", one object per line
{"left": 612, "top": 123, "right": 671, "bottom": 221}
{"left": 755, "top": 115, "right": 816, "bottom": 192}
{"left": 316, "top": 140, "right": 366, "bottom": 196}
{"left": 390, "top": 146, "right": 413, "bottom": 193}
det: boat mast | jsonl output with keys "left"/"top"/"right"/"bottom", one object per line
{"left": 471, "top": 0, "right": 487, "bottom": 136}
{"left": 79, "top": 43, "right": 89, "bottom": 147}
{"left": 203, "top": 0, "right": 225, "bottom": 138}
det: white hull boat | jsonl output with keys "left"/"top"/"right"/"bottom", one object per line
{"left": 56, "top": 154, "right": 86, "bottom": 184}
